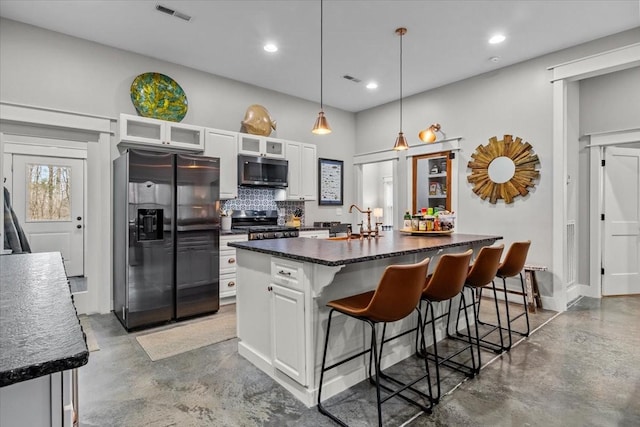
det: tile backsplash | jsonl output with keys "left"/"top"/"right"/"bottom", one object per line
{"left": 222, "top": 187, "right": 305, "bottom": 224}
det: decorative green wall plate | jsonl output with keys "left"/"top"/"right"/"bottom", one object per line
{"left": 130, "top": 72, "right": 188, "bottom": 122}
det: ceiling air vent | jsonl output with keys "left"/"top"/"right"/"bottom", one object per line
{"left": 155, "top": 4, "right": 192, "bottom": 22}
{"left": 343, "top": 75, "right": 362, "bottom": 83}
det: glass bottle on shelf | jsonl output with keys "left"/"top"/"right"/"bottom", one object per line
{"left": 403, "top": 211, "right": 412, "bottom": 230}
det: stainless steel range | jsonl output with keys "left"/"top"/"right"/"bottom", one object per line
{"left": 232, "top": 210, "right": 299, "bottom": 240}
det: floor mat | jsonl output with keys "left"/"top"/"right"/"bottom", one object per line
{"left": 135, "top": 304, "right": 236, "bottom": 361}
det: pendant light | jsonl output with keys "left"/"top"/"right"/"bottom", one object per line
{"left": 418, "top": 123, "right": 444, "bottom": 143}
{"left": 312, "top": 0, "right": 332, "bottom": 135}
{"left": 393, "top": 27, "right": 409, "bottom": 150}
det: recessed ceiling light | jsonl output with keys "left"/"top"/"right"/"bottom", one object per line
{"left": 489, "top": 56, "right": 501, "bottom": 63}
{"left": 264, "top": 43, "right": 278, "bottom": 53}
{"left": 489, "top": 34, "right": 506, "bottom": 44}
{"left": 366, "top": 82, "right": 378, "bottom": 90}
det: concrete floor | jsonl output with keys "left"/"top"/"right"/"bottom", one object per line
{"left": 78, "top": 296, "right": 640, "bottom": 426}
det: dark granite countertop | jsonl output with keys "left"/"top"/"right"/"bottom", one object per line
{"left": 0, "top": 252, "right": 89, "bottom": 387}
{"left": 229, "top": 231, "right": 502, "bottom": 266}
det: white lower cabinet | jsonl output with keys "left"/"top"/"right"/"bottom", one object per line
{"left": 0, "top": 370, "right": 75, "bottom": 427}
{"left": 220, "top": 234, "right": 247, "bottom": 299}
{"left": 271, "top": 283, "right": 306, "bottom": 385}
{"left": 270, "top": 257, "right": 307, "bottom": 385}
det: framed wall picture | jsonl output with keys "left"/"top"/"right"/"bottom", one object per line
{"left": 318, "top": 158, "right": 344, "bottom": 206}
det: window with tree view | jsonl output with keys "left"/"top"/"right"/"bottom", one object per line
{"left": 26, "top": 163, "right": 72, "bottom": 221}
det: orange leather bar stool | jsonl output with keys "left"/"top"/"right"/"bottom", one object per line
{"left": 449, "top": 244, "right": 506, "bottom": 361}
{"left": 317, "top": 257, "right": 432, "bottom": 427}
{"left": 418, "top": 249, "right": 474, "bottom": 403}
{"left": 477, "top": 241, "right": 531, "bottom": 350}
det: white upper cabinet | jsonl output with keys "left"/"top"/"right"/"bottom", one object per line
{"left": 119, "top": 113, "right": 204, "bottom": 152}
{"left": 238, "top": 133, "right": 285, "bottom": 158}
{"left": 204, "top": 128, "right": 238, "bottom": 200}
{"left": 285, "top": 141, "right": 317, "bottom": 201}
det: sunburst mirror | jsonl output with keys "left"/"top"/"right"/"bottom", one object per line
{"left": 467, "top": 135, "right": 540, "bottom": 204}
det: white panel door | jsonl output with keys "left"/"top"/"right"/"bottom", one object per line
{"left": 602, "top": 147, "right": 640, "bottom": 295}
{"left": 271, "top": 283, "right": 306, "bottom": 385}
{"left": 11, "top": 155, "right": 85, "bottom": 277}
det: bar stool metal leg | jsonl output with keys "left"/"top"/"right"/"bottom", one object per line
{"left": 477, "top": 241, "right": 531, "bottom": 346}
{"left": 318, "top": 257, "right": 433, "bottom": 426}
{"left": 507, "top": 272, "right": 531, "bottom": 337}
{"left": 377, "top": 312, "right": 435, "bottom": 409}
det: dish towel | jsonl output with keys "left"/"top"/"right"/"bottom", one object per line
{"left": 3, "top": 186, "right": 31, "bottom": 253}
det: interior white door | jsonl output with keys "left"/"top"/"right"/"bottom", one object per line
{"left": 11, "top": 155, "right": 85, "bottom": 277}
{"left": 602, "top": 146, "right": 640, "bottom": 295}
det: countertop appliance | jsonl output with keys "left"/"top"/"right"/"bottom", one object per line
{"left": 113, "top": 149, "right": 220, "bottom": 331}
{"left": 238, "top": 155, "right": 288, "bottom": 188}
{"left": 232, "top": 210, "right": 298, "bottom": 240}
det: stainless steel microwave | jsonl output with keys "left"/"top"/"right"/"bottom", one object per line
{"left": 238, "top": 155, "right": 288, "bottom": 188}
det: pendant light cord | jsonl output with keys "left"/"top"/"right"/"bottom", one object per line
{"left": 399, "top": 29, "right": 403, "bottom": 132}
{"left": 320, "top": 0, "right": 324, "bottom": 112}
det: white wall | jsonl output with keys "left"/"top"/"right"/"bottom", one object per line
{"left": 575, "top": 67, "right": 640, "bottom": 286}
{"left": 580, "top": 67, "right": 640, "bottom": 135}
{"left": 355, "top": 27, "right": 640, "bottom": 298}
{"left": 0, "top": 17, "right": 356, "bottom": 225}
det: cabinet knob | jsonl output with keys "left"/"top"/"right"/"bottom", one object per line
{"left": 267, "top": 286, "right": 273, "bottom": 292}
{"left": 228, "top": 281, "right": 235, "bottom": 288}
{"left": 76, "top": 225, "right": 82, "bottom": 229}
{"left": 228, "top": 258, "right": 236, "bottom": 264}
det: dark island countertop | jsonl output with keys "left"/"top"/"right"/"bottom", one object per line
{"left": 0, "top": 252, "right": 89, "bottom": 387}
{"left": 229, "top": 231, "right": 502, "bottom": 267}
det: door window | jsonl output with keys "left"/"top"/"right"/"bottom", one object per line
{"left": 26, "top": 163, "right": 72, "bottom": 222}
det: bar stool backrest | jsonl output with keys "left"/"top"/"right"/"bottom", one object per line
{"left": 422, "top": 249, "right": 473, "bottom": 302}
{"left": 364, "top": 257, "right": 430, "bottom": 323}
{"left": 466, "top": 244, "right": 504, "bottom": 288}
{"left": 497, "top": 241, "right": 531, "bottom": 278}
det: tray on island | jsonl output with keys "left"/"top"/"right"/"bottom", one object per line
{"left": 399, "top": 229, "right": 454, "bottom": 236}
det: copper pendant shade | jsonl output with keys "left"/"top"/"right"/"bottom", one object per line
{"left": 418, "top": 123, "right": 441, "bottom": 143}
{"left": 312, "top": 111, "right": 332, "bottom": 135}
{"left": 392, "top": 27, "right": 408, "bottom": 150}
{"left": 312, "top": 0, "right": 332, "bottom": 135}
{"left": 393, "top": 132, "right": 409, "bottom": 150}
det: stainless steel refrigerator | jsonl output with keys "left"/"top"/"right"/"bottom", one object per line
{"left": 113, "top": 149, "right": 220, "bottom": 330}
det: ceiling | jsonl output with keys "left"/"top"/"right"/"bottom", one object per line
{"left": 0, "top": 1, "right": 638, "bottom": 112}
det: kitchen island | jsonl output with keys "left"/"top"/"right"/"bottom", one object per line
{"left": 229, "top": 232, "right": 500, "bottom": 407}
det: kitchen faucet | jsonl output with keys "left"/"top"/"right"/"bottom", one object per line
{"left": 348, "top": 204, "right": 381, "bottom": 239}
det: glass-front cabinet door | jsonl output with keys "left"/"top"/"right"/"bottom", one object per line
{"left": 412, "top": 151, "right": 452, "bottom": 214}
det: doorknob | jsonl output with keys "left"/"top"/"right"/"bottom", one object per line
{"left": 77, "top": 216, "right": 82, "bottom": 221}
{"left": 76, "top": 225, "right": 82, "bottom": 229}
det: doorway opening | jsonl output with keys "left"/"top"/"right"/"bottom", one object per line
{"left": 4, "top": 148, "right": 86, "bottom": 284}
{"left": 362, "top": 160, "right": 394, "bottom": 229}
